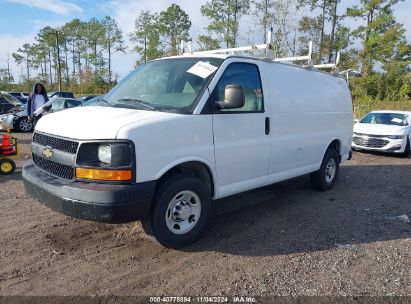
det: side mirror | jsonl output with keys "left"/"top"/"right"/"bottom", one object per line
{"left": 348, "top": 70, "right": 362, "bottom": 78}
{"left": 216, "top": 85, "right": 245, "bottom": 109}
{"left": 65, "top": 100, "right": 81, "bottom": 108}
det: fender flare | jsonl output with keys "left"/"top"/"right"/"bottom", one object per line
{"left": 153, "top": 156, "right": 218, "bottom": 197}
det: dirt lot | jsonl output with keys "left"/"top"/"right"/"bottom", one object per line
{"left": 0, "top": 132, "right": 410, "bottom": 297}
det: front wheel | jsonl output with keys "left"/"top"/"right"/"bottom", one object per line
{"left": 15, "top": 117, "right": 33, "bottom": 132}
{"left": 310, "top": 149, "right": 340, "bottom": 191}
{"left": 142, "top": 173, "right": 211, "bottom": 249}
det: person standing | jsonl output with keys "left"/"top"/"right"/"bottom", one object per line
{"left": 27, "top": 83, "right": 49, "bottom": 127}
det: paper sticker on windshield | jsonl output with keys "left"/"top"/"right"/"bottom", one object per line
{"left": 187, "top": 61, "right": 218, "bottom": 78}
{"left": 391, "top": 118, "right": 403, "bottom": 123}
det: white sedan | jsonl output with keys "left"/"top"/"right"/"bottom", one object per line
{"left": 352, "top": 110, "right": 411, "bottom": 157}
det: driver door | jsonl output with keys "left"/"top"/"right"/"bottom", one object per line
{"left": 211, "top": 62, "right": 271, "bottom": 197}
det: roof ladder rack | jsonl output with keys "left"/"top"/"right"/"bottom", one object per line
{"left": 180, "top": 30, "right": 340, "bottom": 73}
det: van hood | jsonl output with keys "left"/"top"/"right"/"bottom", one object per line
{"left": 354, "top": 122, "right": 408, "bottom": 135}
{"left": 35, "top": 106, "right": 172, "bottom": 139}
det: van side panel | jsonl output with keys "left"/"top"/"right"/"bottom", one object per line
{"left": 262, "top": 62, "right": 353, "bottom": 181}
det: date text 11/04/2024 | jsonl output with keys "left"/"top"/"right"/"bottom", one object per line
{"left": 149, "top": 296, "right": 257, "bottom": 303}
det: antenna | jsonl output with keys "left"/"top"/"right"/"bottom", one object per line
{"left": 266, "top": 28, "right": 273, "bottom": 45}
{"left": 180, "top": 40, "right": 185, "bottom": 55}
{"left": 307, "top": 41, "right": 313, "bottom": 67}
{"left": 334, "top": 52, "right": 341, "bottom": 73}
{"left": 265, "top": 27, "right": 273, "bottom": 58}
{"left": 188, "top": 41, "right": 192, "bottom": 54}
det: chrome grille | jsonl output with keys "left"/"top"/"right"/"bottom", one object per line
{"left": 33, "top": 132, "right": 79, "bottom": 154}
{"left": 32, "top": 132, "right": 77, "bottom": 179}
{"left": 353, "top": 136, "right": 389, "bottom": 148}
{"left": 33, "top": 154, "right": 74, "bottom": 179}
{"left": 353, "top": 133, "right": 386, "bottom": 138}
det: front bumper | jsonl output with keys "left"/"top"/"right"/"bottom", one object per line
{"left": 352, "top": 136, "right": 407, "bottom": 153}
{"left": 23, "top": 160, "right": 156, "bottom": 223}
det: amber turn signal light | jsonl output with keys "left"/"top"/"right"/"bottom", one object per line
{"left": 76, "top": 168, "right": 132, "bottom": 181}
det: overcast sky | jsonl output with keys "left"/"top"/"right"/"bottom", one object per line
{"left": 0, "top": 0, "right": 410, "bottom": 81}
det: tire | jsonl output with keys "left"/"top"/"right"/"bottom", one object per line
{"left": 15, "top": 117, "right": 33, "bottom": 132}
{"left": 400, "top": 138, "right": 410, "bottom": 158}
{"left": 0, "top": 158, "right": 16, "bottom": 175}
{"left": 142, "top": 173, "right": 212, "bottom": 249}
{"left": 310, "top": 149, "right": 340, "bottom": 191}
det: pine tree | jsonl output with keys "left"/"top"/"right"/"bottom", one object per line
{"left": 158, "top": 4, "right": 191, "bottom": 56}
{"left": 12, "top": 43, "right": 33, "bottom": 81}
{"left": 201, "top": 0, "right": 250, "bottom": 48}
{"left": 101, "top": 16, "right": 125, "bottom": 84}
{"left": 130, "top": 10, "right": 163, "bottom": 63}
{"left": 347, "top": 0, "right": 410, "bottom": 76}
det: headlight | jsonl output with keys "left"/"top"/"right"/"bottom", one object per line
{"left": 76, "top": 141, "right": 134, "bottom": 168}
{"left": 76, "top": 141, "right": 134, "bottom": 182}
{"left": 386, "top": 135, "right": 404, "bottom": 140}
{"left": 98, "top": 144, "right": 111, "bottom": 164}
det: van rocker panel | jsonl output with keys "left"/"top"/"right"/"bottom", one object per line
{"left": 22, "top": 160, "right": 156, "bottom": 223}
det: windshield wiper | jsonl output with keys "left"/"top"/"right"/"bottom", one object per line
{"left": 94, "top": 97, "right": 111, "bottom": 106}
{"left": 117, "top": 98, "right": 159, "bottom": 111}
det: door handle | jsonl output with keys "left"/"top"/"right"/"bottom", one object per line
{"left": 265, "top": 117, "right": 270, "bottom": 135}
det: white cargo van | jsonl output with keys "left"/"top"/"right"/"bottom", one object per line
{"left": 23, "top": 44, "right": 353, "bottom": 248}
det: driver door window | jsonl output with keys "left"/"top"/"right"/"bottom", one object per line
{"left": 213, "top": 63, "right": 264, "bottom": 113}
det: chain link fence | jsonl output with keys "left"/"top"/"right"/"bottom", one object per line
{"left": 354, "top": 102, "right": 411, "bottom": 119}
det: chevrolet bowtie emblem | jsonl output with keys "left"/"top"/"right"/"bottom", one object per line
{"left": 42, "top": 147, "right": 53, "bottom": 158}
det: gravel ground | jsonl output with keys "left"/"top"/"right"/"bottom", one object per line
{"left": 0, "top": 132, "right": 410, "bottom": 297}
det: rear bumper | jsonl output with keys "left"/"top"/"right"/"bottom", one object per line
{"left": 23, "top": 160, "right": 156, "bottom": 223}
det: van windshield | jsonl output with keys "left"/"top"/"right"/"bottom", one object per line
{"left": 104, "top": 58, "right": 223, "bottom": 114}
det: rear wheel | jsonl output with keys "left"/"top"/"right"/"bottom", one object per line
{"left": 400, "top": 138, "right": 410, "bottom": 158}
{"left": 15, "top": 117, "right": 33, "bottom": 132}
{"left": 142, "top": 173, "right": 211, "bottom": 249}
{"left": 0, "top": 158, "right": 16, "bottom": 175}
{"left": 310, "top": 149, "right": 340, "bottom": 191}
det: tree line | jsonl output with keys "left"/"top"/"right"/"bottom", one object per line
{"left": 0, "top": 0, "right": 410, "bottom": 104}
{"left": 1, "top": 16, "right": 124, "bottom": 94}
